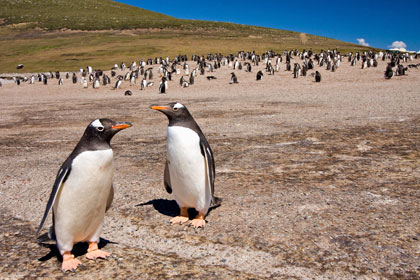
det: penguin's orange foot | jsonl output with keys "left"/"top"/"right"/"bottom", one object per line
{"left": 62, "top": 252, "right": 82, "bottom": 272}
{"left": 190, "top": 212, "right": 206, "bottom": 228}
{"left": 170, "top": 216, "right": 189, "bottom": 225}
{"left": 86, "top": 249, "right": 111, "bottom": 260}
{"left": 86, "top": 242, "right": 110, "bottom": 260}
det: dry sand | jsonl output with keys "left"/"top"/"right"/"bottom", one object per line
{"left": 0, "top": 57, "right": 419, "bottom": 279}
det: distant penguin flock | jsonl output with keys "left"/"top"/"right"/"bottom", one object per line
{"left": 3, "top": 50, "right": 418, "bottom": 92}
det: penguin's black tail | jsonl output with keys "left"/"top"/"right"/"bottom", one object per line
{"left": 36, "top": 226, "right": 56, "bottom": 245}
{"left": 211, "top": 196, "right": 222, "bottom": 207}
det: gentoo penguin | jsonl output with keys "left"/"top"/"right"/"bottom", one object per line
{"left": 181, "top": 80, "right": 189, "bottom": 88}
{"left": 124, "top": 90, "right": 132, "bottom": 96}
{"left": 141, "top": 78, "right": 147, "bottom": 90}
{"left": 93, "top": 79, "right": 100, "bottom": 89}
{"left": 189, "top": 73, "right": 195, "bottom": 85}
{"left": 230, "top": 72, "right": 238, "bottom": 84}
{"left": 256, "top": 70, "right": 263, "bottom": 81}
{"left": 115, "top": 76, "right": 123, "bottom": 89}
{"left": 151, "top": 102, "right": 219, "bottom": 228}
{"left": 315, "top": 71, "right": 321, "bottom": 82}
{"left": 384, "top": 64, "right": 394, "bottom": 79}
{"left": 17, "top": 64, "right": 24, "bottom": 69}
{"left": 58, "top": 78, "right": 63, "bottom": 85}
{"left": 82, "top": 78, "right": 88, "bottom": 88}
{"left": 159, "top": 77, "right": 168, "bottom": 94}
{"left": 36, "top": 119, "right": 132, "bottom": 272}
{"left": 72, "top": 73, "right": 77, "bottom": 84}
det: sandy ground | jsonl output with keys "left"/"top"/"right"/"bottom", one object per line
{"left": 0, "top": 57, "right": 419, "bottom": 279}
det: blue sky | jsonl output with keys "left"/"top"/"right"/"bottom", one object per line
{"left": 119, "top": 0, "right": 420, "bottom": 52}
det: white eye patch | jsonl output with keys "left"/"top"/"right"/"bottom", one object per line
{"left": 91, "top": 119, "right": 104, "bottom": 130}
{"left": 173, "top": 103, "right": 184, "bottom": 109}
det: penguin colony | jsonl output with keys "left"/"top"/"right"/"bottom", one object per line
{"left": 7, "top": 50, "right": 418, "bottom": 89}
{"left": 6, "top": 49, "right": 416, "bottom": 273}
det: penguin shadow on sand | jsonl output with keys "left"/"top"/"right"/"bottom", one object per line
{"left": 136, "top": 198, "right": 221, "bottom": 221}
{"left": 37, "top": 237, "right": 115, "bottom": 265}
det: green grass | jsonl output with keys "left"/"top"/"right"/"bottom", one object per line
{"left": 0, "top": 0, "right": 377, "bottom": 72}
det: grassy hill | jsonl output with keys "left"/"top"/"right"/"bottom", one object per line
{"left": 0, "top": 0, "right": 375, "bottom": 72}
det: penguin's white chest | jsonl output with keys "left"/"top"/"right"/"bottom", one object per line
{"left": 167, "top": 126, "right": 210, "bottom": 212}
{"left": 54, "top": 149, "right": 114, "bottom": 244}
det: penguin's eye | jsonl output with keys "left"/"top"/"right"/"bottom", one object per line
{"left": 97, "top": 126, "right": 104, "bottom": 132}
{"left": 173, "top": 107, "right": 178, "bottom": 111}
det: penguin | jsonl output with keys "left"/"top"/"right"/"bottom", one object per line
{"left": 384, "top": 64, "right": 393, "bottom": 79}
{"left": 115, "top": 76, "right": 123, "bottom": 89}
{"left": 189, "top": 73, "right": 195, "bottom": 85}
{"left": 124, "top": 90, "right": 132, "bottom": 96}
{"left": 72, "top": 73, "right": 77, "bottom": 84}
{"left": 82, "top": 78, "right": 88, "bottom": 88}
{"left": 230, "top": 72, "right": 238, "bottom": 84}
{"left": 58, "top": 78, "right": 63, "bottom": 85}
{"left": 246, "top": 62, "right": 252, "bottom": 72}
{"left": 93, "top": 79, "right": 100, "bottom": 89}
{"left": 36, "top": 119, "right": 132, "bottom": 272}
{"left": 17, "top": 64, "right": 24, "bottom": 69}
{"left": 256, "top": 70, "right": 263, "bottom": 81}
{"left": 151, "top": 102, "right": 218, "bottom": 228}
{"left": 159, "top": 77, "right": 167, "bottom": 94}
{"left": 130, "top": 75, "right": 136, "bottom": 86}
{"left": 293, "top": 63, "right": 300, "bottom": 78}
{"left": 315, "top": 71, "right": 321, "bottom": 82}
{"left": 102, "top": 75, "right": 109, "bottom": 86}
{"left": 141, "top": 78, "right": 147, "bottom": 90}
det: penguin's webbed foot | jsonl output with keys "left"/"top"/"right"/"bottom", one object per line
{"left": 170, "top": 207, "right": 189, "bottom": 225}
{"left": 86, "top": 242, "right": 111, "bottom": 260}
{"left": 170, "top": 216, "right": 189, "bottom": 225}
{"left": 190, "top": 212, "right": 206, "bottom": 228}
{"left": 62, "top": 252, "right": 82, "bottom": 272}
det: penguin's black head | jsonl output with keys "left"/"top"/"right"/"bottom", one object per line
{"left": 85, "top": 118, "right": 132, "bottom": 144}
{"left": 150, "top": 102, "right": 192, "bottom": 123}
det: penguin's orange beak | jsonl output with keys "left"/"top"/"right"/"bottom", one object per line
{"left": 150, "top": 105, "right": 169, "bottom": 111}
{"left": 112, "top": 122, "right": 132, "bottom": 130}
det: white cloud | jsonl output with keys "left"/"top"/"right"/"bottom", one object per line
{"left": 356, "top": 38, "right": 369, "bottom": 47}
{"left": 389, "top": 41, "right": 407, "bottom": 49}
{"left": 389, "top": 47, "right": 407, "bottom": 52}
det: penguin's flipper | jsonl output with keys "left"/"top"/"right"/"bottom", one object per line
{"left": 106, "top": 184, "right": 114, "bottom": 212}
{"left": 200, "top": 140, "right": 215, "bottom": 200}
{"left": 36, "top": 166, "right": 71, "bottom": 240}
{"left": 164, "top": 161, "right": 172, "bottom": 194}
